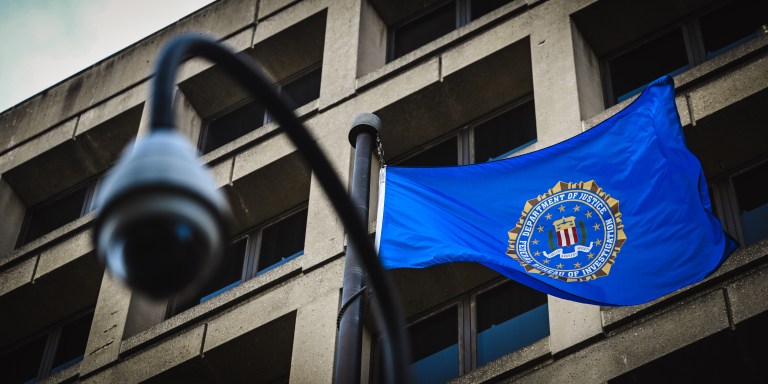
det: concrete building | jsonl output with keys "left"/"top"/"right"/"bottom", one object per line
{"left": 1, "top": 0, "right": 767, "bottom": 382}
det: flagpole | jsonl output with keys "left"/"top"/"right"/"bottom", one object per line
{"left": 334, "top": 113, "right": 380, "bottom": 384}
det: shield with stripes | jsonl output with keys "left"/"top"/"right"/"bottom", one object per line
{"left": 553, "top": 216, "right": 579, "bottom": 247}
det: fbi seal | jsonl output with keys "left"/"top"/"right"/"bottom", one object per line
{"left": 507, "top": 181, "right": 626, "bottom": 282}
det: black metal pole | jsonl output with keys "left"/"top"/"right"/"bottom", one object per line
{"left": 335, "top": 114, "right": 380, "bottom": 384}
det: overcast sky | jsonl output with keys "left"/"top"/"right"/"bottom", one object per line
{"left": 0, "top": 0, "right": 216, "bottom": 112}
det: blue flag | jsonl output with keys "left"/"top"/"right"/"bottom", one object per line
{"left": 376, "top": 76, "right": 736, "bottom": 306}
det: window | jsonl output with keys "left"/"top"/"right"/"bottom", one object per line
{"left": 602, "top": 0, "right": 768, "bottom": 105}
{"left": 0, "top": 309, "right": 94, "bottom": 383}
{"left": 475, "top": 280, "right": 549, "bottom": 366}
{"left": 389, "top": 0, "right": 513, "bottom": 61}
{"left": 732, "top": 161, "right": 768, "bottom": 246}
{"left": 280, "top": 65, "right": 322, "bottom": 110}
{"left": 199, "top": 65, "right": 322, "bottom": 154}
{"left": 200, "top": 100, "right": 267, "bottom": 155}
{"left": 16, "top": 179, "right": 98, "bottom": 247}
{"left": 370, "top": 280, "right": 549, "bottom": 383}
{"left": 397, "top": 97, "right": 536, "bottom": 166}
{"left": 712, "top": 159, "right": 768, "bottom": 247}
{"left": 168, "top": 206, "right": 308, "bottom": 316}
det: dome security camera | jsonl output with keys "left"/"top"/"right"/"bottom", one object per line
{"left": 93, "top": 130, "right": 231, "bottom": 299}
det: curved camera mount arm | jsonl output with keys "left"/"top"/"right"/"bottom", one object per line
{"left": 149, "top": 34, "right": 411, "bottom": 384}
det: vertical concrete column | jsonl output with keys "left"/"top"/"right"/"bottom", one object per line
{"left": 80, "top": 272, "right": 133, "bottom": 375}
{"left": 289, "top": 289, "right": 341, "bottom": 384}
{"left": 356, "top": 0, "right": 387, "bottom": 79}
{"left": 301, "top": 122, "right": 351, "bottom": 269}
{"left": 318, "top": 0, "right": 364, "bottom": 109}
{"left": 0, "top": 177, "right": 25, "bottom": 256}
{"left": 528, "top": 0, "right": 603, "bottom": 354}
{"left": 135, "top": 95, "right": 154, "bottom": 137}
{"left": 173, "top": 89, "right": 204, "bottom": 145}
{"left": 570, "top": 21, "right": 604, "bottom": 121}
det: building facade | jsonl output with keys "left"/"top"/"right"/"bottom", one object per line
{"left": 0, "top": 0, "right": 766, "bottom": 382}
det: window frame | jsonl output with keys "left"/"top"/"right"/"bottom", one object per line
{"left": 392, "top": 94, "right": 536, "bottom": 166}
{"left": 369, "top": 278, "right": 549, "bottom": 382}
{"left": 709, "top": 157, "right": 768, "bottom": 247}
{"left": 166, "top": 204, "right": 309, "bottom": 317}
{"left": 0, "top": 307, "right": 95, "bottom": 382}
{"left": 199, "top": 63, "right": 323, "bottom": 154}
{"left": 16, "top": 177, "right": 100, "bottom": 248}
{"left": 600, "top": 20, "right": 697, "bottom": 106}
{"left": 387, "top": 0, "right": 513, "bottom": 62}
{"left": 599, "top": 0, "right": 764, "bottom": 107}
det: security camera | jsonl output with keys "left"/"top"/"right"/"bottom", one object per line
{"left": 93, "top": 130, "right": 231, "bottom": 299}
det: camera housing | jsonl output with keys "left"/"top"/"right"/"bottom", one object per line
{"left": 93, "top": 129, "right": 231, "bottom": 299}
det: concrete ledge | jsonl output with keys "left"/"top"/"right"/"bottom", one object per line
{"left": 602, "top": 239, "right": 768, "bottom": 329}
{"left": 40, "top": 360, "right": 81, "bottom": 384}
{"left": 83, "top": 324, "right": 206, "bottom": 384}
{"left": 511, "top": 290, "right": 729, "bottom": 383}
{"left": 258, "top": 0, "right": 302, "bottom": 20}
{"left": 441, "top": 0, "right": 530, "bottom": 78}
{"left": 686, "top": 51, "right": 768, "bottom": 123}
{"left": 451, "top": 336, "right": 550, "bottom": 384}
{"left": 75, "top": 83, "right": 147, "bottom": 136}
{"left": 35, "top": 229, "right": 93, "bottom": 278}
{"left": 726, "top": 263, "right": 768, "bottom": 324}
{"left": 0, "top": 213, "right": 94, "bottom": 270}
{"left": 0, "top": 118, "right": 77, "bottom": 174}
{"left": 203, "top": 257, "right": 343, "bottom": 351}
{"left": 356, "top": 0, "right": 528, "bottom": 91}
{"left": 0, "top": 255, "right": 36, "bottom": 296}
{"left": 120, "top": 258, "right": 303, "bottom": 356}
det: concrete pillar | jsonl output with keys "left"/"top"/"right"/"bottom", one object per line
{"left": 0, "top": 177, "right": 25, "bottom": 256}
{"left": 318, "top": 0, "right": 364, "bottom": 109}
{"left": 528, "top": 0, "right": 603, "bottom": 354}
{"left": 80, "top": 271, "right": 133, "bottom": 375}
{"left": 289, "top": 289, "right": 340, "bottom": 383}
{"left": 570, "top": 21, "right": 604, "bottom": 121}
{"left": 301, "top": 125, "right": 350, "bottom": 270}
{"left": 174, "top": 88, "right": 204, "bottom": 145}
{"left": 356, "top": 0, "right": 388, "bottom": 78}
{"left": 135, "top": 96, "right": 153, "bottom": 138}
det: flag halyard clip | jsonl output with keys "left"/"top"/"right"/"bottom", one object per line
{"left": 376, "top": 134, "right": 386, "bottom": 168}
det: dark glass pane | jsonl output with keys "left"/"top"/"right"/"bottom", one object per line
{"left": 700, "top": 1, "right": 768, "bottom": 59}
{"left": 476, "top": 281, "right": 548, "bottom": 366}
{"left": 50, "top": 310, "right": 95, "bottom": 374}
{"left": 392, "top": 2, "right": 456, "bottom": 60}
{"left": 170, "top": 238, "right": 248, "bottom": 315}
{"left": 470, "top": 0, "right": 512, "bottom": 20}
{"left": 257, "top": 209, "right": 308, "bottom": 273}
{"left": 0, "top": 334, "right": 47, "bottom": 383}
{"left": 202, "top": 101, "right": 266, "bottom": 154}
{"left": 608, "top": 28, "right": 689, "bottom": 104}
{"left": 198, "top": 237, "right": 248, "bottom": 301}
{"left": 20, "top": 184, "right": 89, "bottom": 246}
{"left": 474, "top": 100, "right": 537, "bottom": 162}
{"left": 408, "top": 306, "right": 459, "bottom": 384}
{"left": 399, "top": 136, "right": 459, "bottom": 166}
{"left": 733, "top": 161, "right": 768, "bottom": 245}
{"left": 282, "top": 67, "right": 322, "bottom": 110}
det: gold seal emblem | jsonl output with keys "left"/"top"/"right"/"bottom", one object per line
{"left": 507, "top": 181, "right": 627, "bottom": 282}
